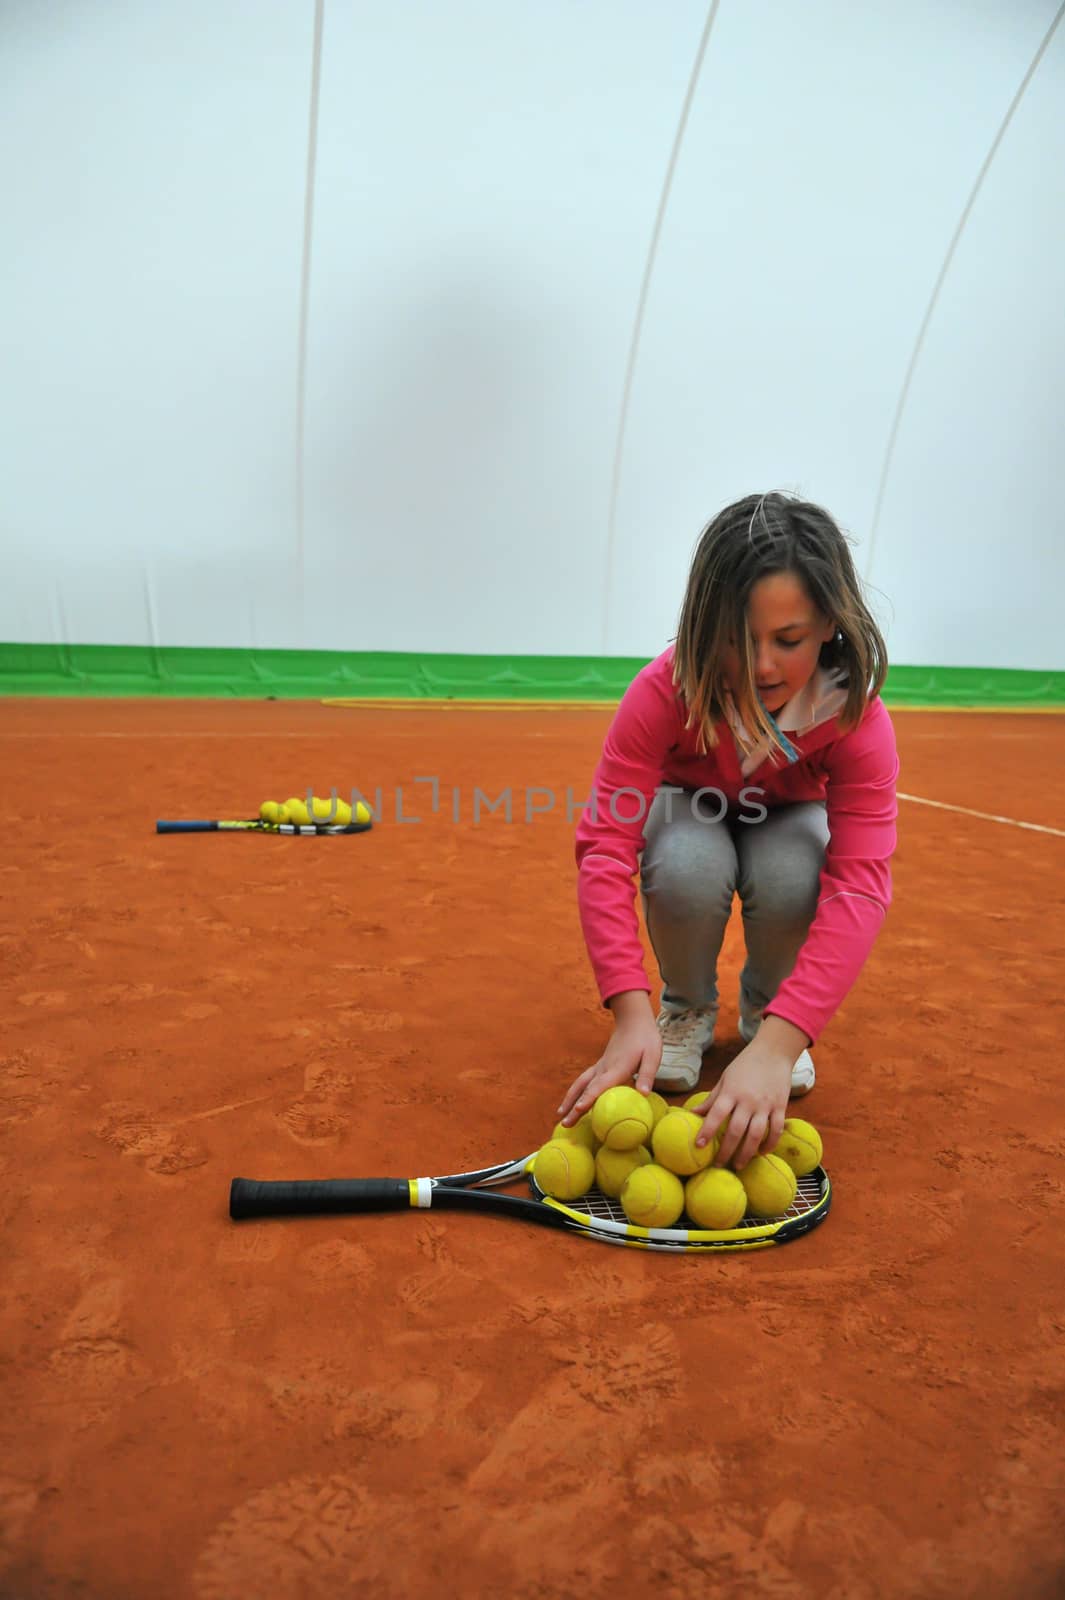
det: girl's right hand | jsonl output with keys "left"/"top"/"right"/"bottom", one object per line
{"left": 556, "top": 1009, "right": 662, "bottom": 1126}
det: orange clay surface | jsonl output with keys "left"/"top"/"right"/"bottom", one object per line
{"left": 2, "top": 696, "right": 1065, "bottom": 1600}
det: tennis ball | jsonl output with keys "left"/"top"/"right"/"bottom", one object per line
{"left": 645, "top": 1090, "right": 670, "bottom": 1130}
{"left": 595, "top": 1142, "right": 651, "bottom": 1199}
{"left": 550, "top": 1113, "right": 599, "bottom": 1154}
{"left": 680, "top": 1092, "right": 729, "bottom": 1147}
{"left": 591, "top": 1086, "right": 654, "bottom": 1151}
{"left": 620, "top": 1163, "right": 685, "bottom": 1228}
{"left": 533, "top": 1139, "right": 595, "bottom": 1201}
{"left": 307, "top": 794, "right": 370, "bottom": 825}
{"left": 259, "top": 801, "right": 283, "bottom": 824}
{"left": 309, "top": 795, "right": 342, "bottom": 822}
{"left": 651, "top": 1109, "right": 714, "bottom": 1176}
{"left": 738, "top": 1153, "right": 797, "bottom": 1219}
{"left": 685, "top": 1167, "right": 747, "bottom": 1229}
{"left": 285, "top": 797, "right": 310, "bottom": 825}
{"left": 773, "top": 1118, "right": 823, "bottom": 1177}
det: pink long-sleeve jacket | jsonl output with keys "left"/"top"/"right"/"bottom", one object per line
{"left": 574, "top": 647, "right": 899, "bottom": 1044}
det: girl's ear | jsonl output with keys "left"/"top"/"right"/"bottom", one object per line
{"left": 819, "top": 616, "right": 838, "bottom": 644}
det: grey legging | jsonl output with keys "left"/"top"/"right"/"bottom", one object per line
{"left": 640, "top": 789, "right": 829, "bottom": 1024}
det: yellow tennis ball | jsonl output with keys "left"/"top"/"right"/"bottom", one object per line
{"left": 685, "top": 1167, "right": 747, "bottom": 1229}
{"left": 327, "top": 798, "right": 372, "bottom": 825}
{"left": 533, "top": 1140, "right": 595, "bottom": 1201}
{"left": 738, "top": 1153, "right": 797, "bottom": 1219}
{"left": 307, "top": 795, "right": 369, "bottom": 825}
{"left": 285, "top": 797, "right": 310, "bottom": 825}
{"left": 645, "top": 1090, "right": 670, "bottom": 1129}
{"left": 590, "top": 1086, "right": 654, "bottom": 1151}
{"left": 681, "top": 1091, "right": 727, "bottom": 1153}
{"left": 259, "top": 801, "right": 282, "bottom": 824}
{"left": 309, "top": 795, "right": 341, "bottom": 822}
{"left": 651, "top": 1109, "right": 714, "bottom": 1176}
{"left": 550, "top": 1113, "right": 599, "bottom": 1154}
{"left": 620, "top": 1163, "right": 685, "bottom": 1228}
{"left": 773, "top": 1118, "right": 823, "bottom": 1177}
{"left": 681, "top": 1091, "right": 731, "bottom": 1136}
{"left": 595, "top": 1143, "right": 651, "bottom": 1199}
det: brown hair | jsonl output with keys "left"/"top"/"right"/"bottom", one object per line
{"left": 672, "top": 491, "right": 888, "bottom": 758}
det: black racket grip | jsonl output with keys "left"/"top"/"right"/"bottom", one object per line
{"left": 229, "top": 1177, "right": 413, "bottom": 1219}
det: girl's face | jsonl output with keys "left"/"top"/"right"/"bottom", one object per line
{"left": 725, "top": 570, "right": 836, "bottom": 715}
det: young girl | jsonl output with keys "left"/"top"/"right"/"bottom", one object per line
{"left": 557, "top": 491, "right": 898, "bottom": 1174}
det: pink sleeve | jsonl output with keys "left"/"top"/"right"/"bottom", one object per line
{"left": 764, "top": 696, "right": 899, "bottom": 1044}
{"left": 574, "top": 666, "right": 677, "bottom": 1004}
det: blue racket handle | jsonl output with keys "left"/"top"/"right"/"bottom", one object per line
{"left": 156, "top": 821, "right": 219, "bottom": 833}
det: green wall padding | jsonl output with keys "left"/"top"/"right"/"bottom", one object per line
{"left": 1, "top": 642, "right": 1063, "bottom": 707}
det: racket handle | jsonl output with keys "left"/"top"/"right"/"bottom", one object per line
{"left": 156, "top": 820, "right": 218, "bottom": 833}
{"left": 230, "top": 1177, "right": 413, "bottom": 1219}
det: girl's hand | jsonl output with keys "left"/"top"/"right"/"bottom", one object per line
{"left": 690, "top": 1038, "right": 792, "bottom": 1170}
{"left": 557, "top": 1014, "right": 662, "bottom": 1126}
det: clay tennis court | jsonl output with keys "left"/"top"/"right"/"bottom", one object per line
{"left": 3, "top": 695, "right": 1064, "bottom": 1599}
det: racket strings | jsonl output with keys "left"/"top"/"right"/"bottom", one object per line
{"left": 549, "top": 1171, "right": 823, "bottom": 1228}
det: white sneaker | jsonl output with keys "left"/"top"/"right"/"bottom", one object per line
{"left": 654, "top": 1007, "right": 717, "bottom": 1092}
{"left": 738, "top": 1009, "right": 815, "bottom": 1097}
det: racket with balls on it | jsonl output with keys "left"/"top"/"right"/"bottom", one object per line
{"left": 157, "top": 795, "right": 373, "bottom": 836}
{"left": 156, "top": 818, "right": 370, "bottom": 835}
{"left": 229, "top": 1152, "right": 831, "bottom": 1253}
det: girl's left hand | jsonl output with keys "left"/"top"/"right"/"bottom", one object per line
{"left": 690, "top": 1040, "right": 792, "bottom": 1170}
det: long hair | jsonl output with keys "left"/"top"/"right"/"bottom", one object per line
{"left": 672, "top": 492, "right": 888, "bottom": 757}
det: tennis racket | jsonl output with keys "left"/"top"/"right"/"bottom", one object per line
{"left": 156, "top": 818, "right": 371, "bottom": 835}
{"left": 230, "top": 1154, "right": 831, "bottom": 1253}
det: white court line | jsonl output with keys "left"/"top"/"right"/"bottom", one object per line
{"left": 172, "top": 1094, "right": 273, "bottom": 1125}
{"left": 899, "top": 791, "right": 1065, "bottom": 839}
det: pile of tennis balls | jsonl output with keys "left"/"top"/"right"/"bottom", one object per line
{"left": 259, "top": 796, "right": 372, "bottom": 826}
{"left": 533, "top": 1085, "right": 823, "bottom": 1229}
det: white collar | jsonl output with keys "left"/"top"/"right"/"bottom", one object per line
{"left": 726, "top": 666, "right": 849, "bottom": 776}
